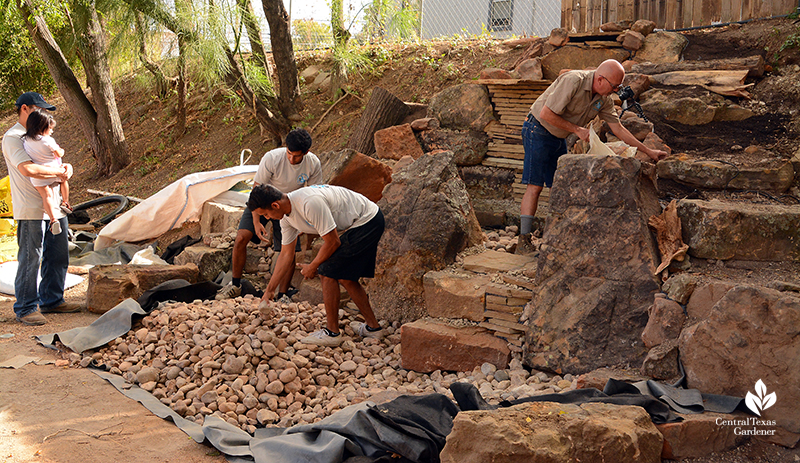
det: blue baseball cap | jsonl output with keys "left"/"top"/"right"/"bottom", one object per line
{"left": 15, "top": 92, "right": 56, "bottom": 111}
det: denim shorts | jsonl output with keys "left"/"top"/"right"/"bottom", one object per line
{"left": 521, "top": 115, "right": 567, "bottom": 188}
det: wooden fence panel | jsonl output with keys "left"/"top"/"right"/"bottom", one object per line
{"left": 741, "top": 0, "right": 753, "bottom": 21}
{"left": 561, "top": 0, "right": 799, "bottom": 32}
{"left": 730, "top": 0, "right": 744, "bottom": 21}
{"left": 608, "top": 0, "right": 619, "bottom": 22}
{"left": 683, "top": 0, "right": 695, "bottom": 26}
{"left": 703, "top": 0, "right": 721, "bottom": 23}
{"left": 666, "top": 0, "right": 680, "bottom": 28}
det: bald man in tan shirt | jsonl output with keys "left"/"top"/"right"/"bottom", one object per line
{"left": 519, "top": 59, "right": 668, "bottom": 235}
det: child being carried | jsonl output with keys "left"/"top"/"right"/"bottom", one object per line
{"left": 22, "top": 109, "right": 71, "bottom": 235}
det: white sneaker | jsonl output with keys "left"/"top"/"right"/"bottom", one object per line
{"left": 50, "top": 221, "right": 62, "bottom": 235}
{"left": 351, "top": 321, "right": 384, "bottom": 339}
{"left": 215, "top": 283, "right": 241, "bottom": 300}
{"left": 301, "top": 329, "right": 344, "bottom": 347}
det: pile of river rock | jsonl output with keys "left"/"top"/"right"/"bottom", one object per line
{"left": 68, "top": 296, "right": 575, "bottom": 434}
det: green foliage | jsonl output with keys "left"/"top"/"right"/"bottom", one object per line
{"left": 293, "top": 19, "right": 333, "bottom": 50}
{"left": 242, "top": 59, "right": 275, "bottom": 99}
{"left": 360, "top": 0, "right": 420, "bottom": 42}
{"left": 331, "top": 42, "right": 372, "bottom": 82}
{"left": 780, "top": 27, "right": 800, "bottom": 52}
{"left": 0, "top": 7, "right": 57, "bottom": 110}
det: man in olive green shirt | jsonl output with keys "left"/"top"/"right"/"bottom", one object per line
{"left": 519, "top": 59, "right": 668, "bottom": 235}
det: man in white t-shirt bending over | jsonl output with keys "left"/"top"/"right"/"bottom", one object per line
{"left": 216, "top": 128, "right": 322, "bottom": 301}
{"left": 247, "top": 184, "right": 386, "bottom": 347}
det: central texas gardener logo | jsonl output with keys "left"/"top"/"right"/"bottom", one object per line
{"left": 745, "top": 379, "right": 776, "bottom": 416}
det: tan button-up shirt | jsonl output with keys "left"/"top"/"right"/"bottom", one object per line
{"left": 529, "top": 70, "right": 620, "bottom": 139}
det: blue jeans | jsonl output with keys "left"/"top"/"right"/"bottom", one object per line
{"left": 521, "top": 116, "right": 567, "bottom": 188}
{"left": 14, "top": 217, "right": 69, "bottom": 318}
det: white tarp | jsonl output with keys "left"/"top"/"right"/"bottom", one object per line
{"left": 0, "top": 261, "right": 84, "bottom": 296}
{"left": 95, "top": 166, "right": 257, "bottom": 250}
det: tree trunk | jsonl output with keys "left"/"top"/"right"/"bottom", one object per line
{"left": 134, "top": 12, "right": 170, "bottom": 98}
{"left": 74, "top": 0, "right": 130, "bottom": 176}
{"left": 125, "top": 0, "right": 291, "bottom": 140}
{"left": 330, "top": 0, "right": 350, "bottom": 99}
{"left": 261, "top": 0, "right": 302, "bottom": 121}
{"left": 238, "top": 0, "right": 272, "bottom": 77}
{"left": 223, "top": 48, "right": 288, "bottom": 144}
{"left": 346, "top": 87, "right": 409, "bottom": 156}
{"left": 17, "top": 0, "right": 121, "bottom": 177}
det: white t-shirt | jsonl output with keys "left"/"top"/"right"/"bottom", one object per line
{"left": 280, "top": 185, "right": 379, "bottom": 246}
{"left": 253, "top": 147, "right": 322, "bottom": 193}
{"left": 2, "top": 122, "right": 63, "bottom": 220}
{"left": 23, "top": 135, "right": 63, "bottom": 187}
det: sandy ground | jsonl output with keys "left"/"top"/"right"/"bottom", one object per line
{"left": 0, "top": 279, "right": 225, "bottom": 463}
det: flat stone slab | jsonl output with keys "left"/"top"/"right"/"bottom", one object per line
{"left": 678, "top": 199, "right": 800, "bottom": 261}
{"left": 658, "top": 157, "right": 794, "bottom": 191}
{"left": 423, "top": 271, "right": 491, "bottom": 321}
{"left": 462, "top": 249, "right": 536, "bottom": 273}
{"left": 400, "top": 319, "right": 510, "bottom": 373}
{"left": 656, "top": 412, "right": 749, "bottom": 460}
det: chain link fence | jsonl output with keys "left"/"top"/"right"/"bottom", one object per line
{"left": 251, "top": 0, "right": 562, "bottom": 51}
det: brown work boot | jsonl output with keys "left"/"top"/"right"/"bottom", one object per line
{"left": 17, "top": 311, "right": 47, "bottom": 325}
{"left": 40, "top": 301, "right": 83, "bottom": 313}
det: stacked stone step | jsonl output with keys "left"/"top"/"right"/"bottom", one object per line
{"left": 480, "top": 276, "right": 534, "bottom": 350}
{"left": 477, "top": 79, "right": 551, "bottom": 209}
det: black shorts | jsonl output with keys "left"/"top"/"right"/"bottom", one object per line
{"left": 238, "top": 208, "right": 300, "bottom": 252}
{"left": 317, "top": 209, "right": 385, "bottom": 281}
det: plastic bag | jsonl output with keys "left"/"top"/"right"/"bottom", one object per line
{"left": 0, "top": 176, "right": 13, "bottom": 218}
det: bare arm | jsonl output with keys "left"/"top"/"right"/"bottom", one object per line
{"left": 17, "top": 161, "right": 72, "bottom": 181}
{"left": 298, "top": 229, "right": 340, "bottom": 279}
{"left": 262, "top": 239, "right": 298, "bottom": 301}
{"left": 250, "top": 181, "right": 269, "bottom": 240}
{"left": 538, "top": 106, "right": 590, "bottom": 142}
{"left": 607, "top": 122, "right": 668, "bottom": 161}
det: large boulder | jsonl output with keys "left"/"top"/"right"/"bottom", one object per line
{"left": 541, "top": 47, "right": 630, "bottom": 81}
{"left": 523, "top": 154, "right": 662, "bottom": 374}
{"left": 369, "top": 151, "right": 483, "bottom": 322}
{"left": 641, "top": 296, "right": 686, "bottom": 348}
{"left": 374, "top": 123, "right": 425, "bottom": 161}
{"left": 633, "top": 31, "right": 688, "bottom": 63}
{"left": 678, "top": 199, "right": 800, "bottom": 261}
{"left": 418, "top": 129, "right": 489, "bottom": 166}
{"left": 427, "top": 83, "right": 496, "bottom": 132}
{"left": 458, "top": 165, "right": 514, "bottom": 200}
{"left": 516, "top": 58, "right": 543, "bottom": 81}
{"left": 679, "top": 285, "right": 800, "bottom": 433}
{"left": 319, "top": 148, "right": 393, "bottom": 202}
{"left": 440, "top": 402, "right": 663, "bottom": 463}
{"left": 640, "top": 96, "right": 717, "bottom": 125}
{"left": 200, "top": 202, "right": 243, "bottom": 237}
{"left": 174, "top": 245, "right": 232, "bottom": 282}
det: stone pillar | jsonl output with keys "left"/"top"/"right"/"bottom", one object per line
{"left": 523, "top": 154, "right": 662, "bottom": 374}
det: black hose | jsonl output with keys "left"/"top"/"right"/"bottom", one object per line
{"left": 70, "top": 195, "right": 129, "bottom": 225}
